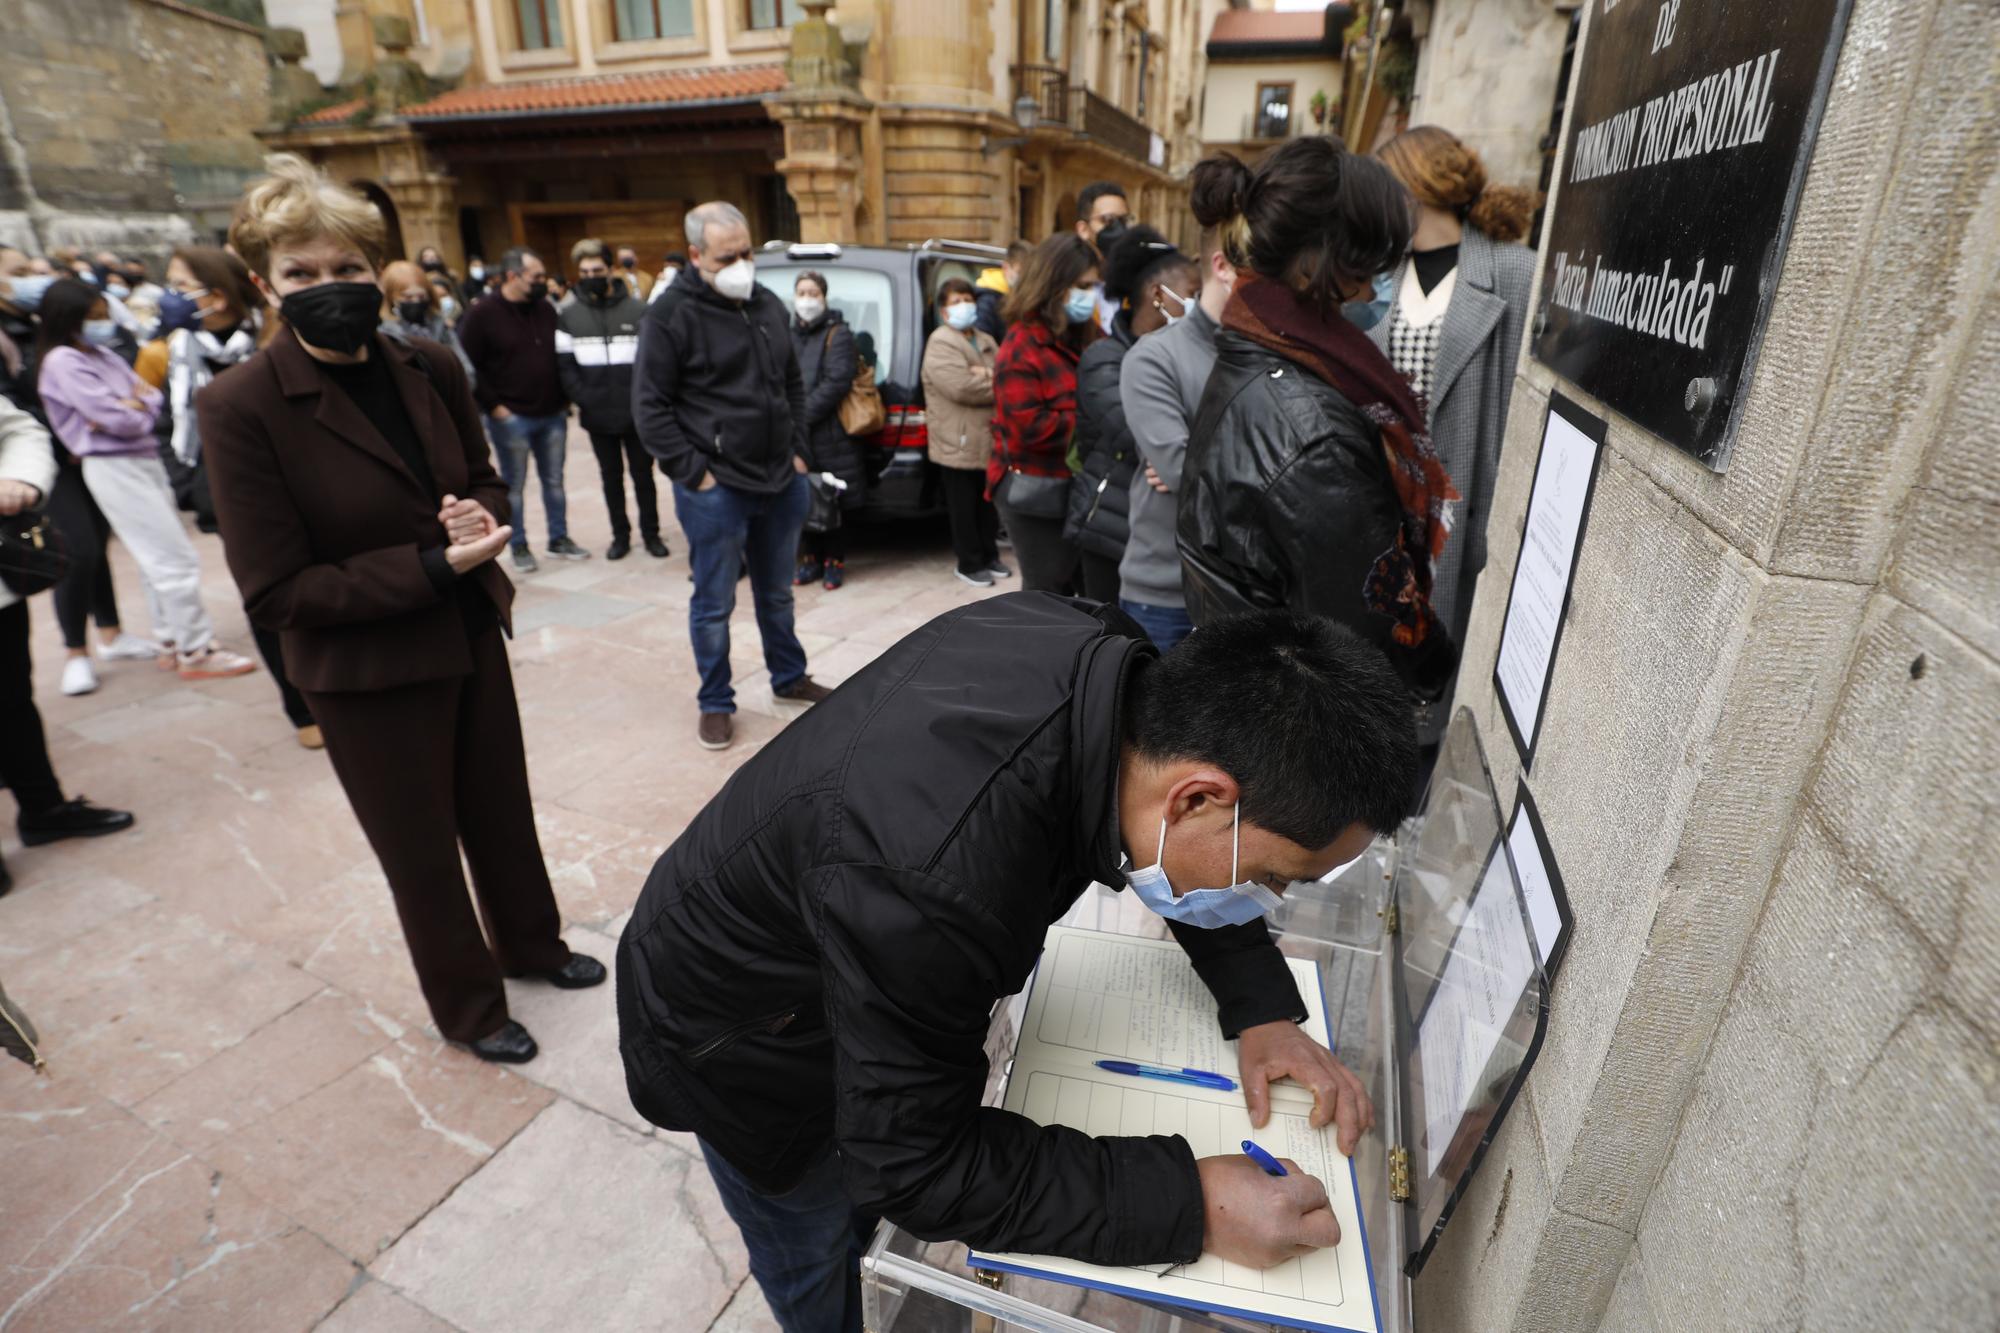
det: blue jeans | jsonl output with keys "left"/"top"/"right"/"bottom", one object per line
{"left": 1119, "top": 597, "right": 1195, "bottom": 652}
{"left": 485, "top": 412, "right": 569, "bottom": 548}
{"left": 673, "top": 473, "right": 810, "bottom": 714}
{"left": 699, "top": 1140, "right": 877, "bottom": 1333}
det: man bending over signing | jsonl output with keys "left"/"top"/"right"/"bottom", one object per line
{"left": 617, "top": 591, "right": 1418, "bottom": 1332}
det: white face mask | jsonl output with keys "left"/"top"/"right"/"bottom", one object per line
{"left": 1155, "top": 285, "right": 1193, "bottom": 326}
{"left": 794, "top": 294, "right": 825, "bottom": 323}
{"left": 711, "top": 257, "right": 756, "bottom": 302}
{"left": 468, "top": 265, "right": 484, "bottom": 280}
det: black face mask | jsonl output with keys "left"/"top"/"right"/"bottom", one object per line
{"left": 526, "top": 279, "right": 548, "bottom": 303}
{"left": 619, "top": 258, "right": 636, "bottom": 269}
{"left": 578, "top": 275, "right": 611, "bottom": 300}
{"left": 396, "top": 299, "right": 431, "bottom": 326}
{"left": 419, "top": 259, "right": 444, "bottom": 272}
{"left": 280, "top": 281, "right": 381, "bottom": 354}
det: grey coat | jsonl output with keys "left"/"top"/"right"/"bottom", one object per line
{"left": 1371, "top": 226, "right": 1535, "bottom": 733}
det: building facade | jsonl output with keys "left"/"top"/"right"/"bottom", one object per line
{"left": 0, "top": 0, "right": 273, "bottom": 260}
{"left": 1198, "top": 6, "right": 1346, "bottom": 159}
{"left": 262, "top": 0, "right": 1229, "bottom": 274}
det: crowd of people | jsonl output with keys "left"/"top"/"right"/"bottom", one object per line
{"left": 0, "top": 123, "right": 1540, "bottom": 1331}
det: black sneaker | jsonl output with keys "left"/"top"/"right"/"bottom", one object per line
{"left": 606, "top": 536, "right": 631, "bottom": 561}
{"left": 547, "top": 537, "right": 591, "bottom": 561}
{"left": 986, "top": 561, "right": 1014, "bottom": 579}
{"left": 511, "top": 546, "right": 538, "bottom": 574}
{"left": 644, "top": 535, "right": 670, "bottom": 558}
{"left": 18, "top": 798, "right": 136, "bottom": 847}
{"left": 955, "top": 567, "right": 994, "bottom": 587}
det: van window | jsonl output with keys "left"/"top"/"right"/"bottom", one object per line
{"left": 757, "top": 265, "right": 893, "bottom": 384}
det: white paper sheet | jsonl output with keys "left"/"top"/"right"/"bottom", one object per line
{"left": 972, "top": 927, "right": 1379, "bottom": 1333}
{"left": 1496, "top": 407, "right": 1600, "bottom": 750}
{"left": 1507, "top": 804, "right": 1564, "bottom": 971}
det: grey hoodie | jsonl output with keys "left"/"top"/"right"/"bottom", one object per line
{"left": 1116, "top": 303, "right": 1218, "bottom": 609}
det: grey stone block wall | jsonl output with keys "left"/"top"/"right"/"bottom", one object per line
{"left": 1411, "top": 0, "right": 1999, "bottom": 1327}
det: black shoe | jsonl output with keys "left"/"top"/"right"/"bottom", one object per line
{"left": 643, "top": 535, "right": 670, "bottom": 559}
{"left": 547, "top": 537, "right": 592, "bottom": 561}
{"left": 0, "top": 851, "right": 11, "bottom": 900}
{"left": 467, "top": 1020, "right": 538, "bottom": 1064}
{"left": 607, "top": 536, "right": 632, "bottom": 561}
{"left": 18, "top": 798, "right": 136, "bottom": 847}
{"left": 536, "top": 953, "right": 607, "bottom": 989}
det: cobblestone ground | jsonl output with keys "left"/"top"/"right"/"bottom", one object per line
{"left": 0, "top": 436, "right": 1006, "bottom": 1332}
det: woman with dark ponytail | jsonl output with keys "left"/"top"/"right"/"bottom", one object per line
{"left": 1176, "top": 135, "right": 1461, "bottom": 705}
{"left": 1374, "top": 126, "right": 1538, "bottom": 742}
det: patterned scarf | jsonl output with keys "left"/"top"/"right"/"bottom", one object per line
{"left": 167, "top": 324, "right": 257, "bottom": 465}
{"left": 1221, "top": 273, "right": 1460, "bottom": 654}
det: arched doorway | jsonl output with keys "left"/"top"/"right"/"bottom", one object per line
{"left": 351, "top": 181, "right": 406, "bottom": 262}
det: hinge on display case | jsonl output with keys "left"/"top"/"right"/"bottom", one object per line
{"left": 1381, "top": 898, "right": 1399, "bottom": 936}
{"left": 973, "top": 1267, "right": 1004, "bottom": 1292}
{"left": 1389, "top": 1146, "right": 1411, "bottom": 1202}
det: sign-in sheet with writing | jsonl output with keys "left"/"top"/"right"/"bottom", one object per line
{"left": 970, "top": 927, "right": 1380, "bottom": 1333}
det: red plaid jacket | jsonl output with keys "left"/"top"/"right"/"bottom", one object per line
{"left": 987, "top": 318, "right": 1081, "bottom": 493}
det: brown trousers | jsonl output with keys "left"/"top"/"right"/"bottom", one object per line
{"left": 305, "top": 623, "right": 570, "bottom": 1042}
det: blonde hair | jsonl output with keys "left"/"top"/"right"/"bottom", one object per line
{"left": 1378, "top": 126, "right": 1539, "bottom": 244}
{"left": 229, "top": 153, "right": 390, "bottom": 279}
{"left": 379, "top": 260, "right": 433, "bottom": 318}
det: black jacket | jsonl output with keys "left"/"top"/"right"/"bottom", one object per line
{"left": 456, "top": 292, "right": 565, "bottom": 418}
{"left": 616, "top": 592, "right": 1308, "bottom": 1265}
{"left": 556, "top": 289, "right": 647, "bottom": 435}
{"left": 790, "top": 308, "right": 866, "bottom": 504}
{"left": 1063, "top": 317, "right": 1138, "bottom": 562}
{"left": 1177, "top": 330, "right": 1456, "bottom": 700}
{"left": 633, "top": 273, "right": 805, "bottom": 495}
{"left": 973, "top": 287, "right": 1008, "bottom": 343}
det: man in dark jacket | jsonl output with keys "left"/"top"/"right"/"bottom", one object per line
{"left": 558, "top": 239, "right": 665, "bottom": 561}
{"left": 618, "top": 592, "right": 1417, "bottom": 1333}
{"left": 633, "top": 201, "right": 830, "bottom": 751}
{"left": 457, "top": 246, "right": 589, "bottom": 573}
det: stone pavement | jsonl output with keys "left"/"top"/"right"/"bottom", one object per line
{"left": 0, "top": 440, "right": 1008, "bottom": 1332}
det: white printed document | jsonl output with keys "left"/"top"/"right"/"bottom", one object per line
{"left": 969, "top": 927, "right": 1381, "bottom": 1333}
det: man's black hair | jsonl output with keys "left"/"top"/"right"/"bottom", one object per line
{"left": 1076, "top": 180, "right": 1128, "bottom": 222}
{"left": 1124, "top": 611, "right": 1418, "bottom": 846}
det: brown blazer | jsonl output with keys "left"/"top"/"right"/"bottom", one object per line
{"left": 200, "top": 324, "right": 515, "bottom": 695}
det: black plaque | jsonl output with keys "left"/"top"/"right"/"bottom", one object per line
{"left": 1531, "top": 0, "right": 1854, "bottom": 468}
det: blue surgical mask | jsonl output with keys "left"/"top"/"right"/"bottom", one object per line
{"left": 82, "top": 319, "right": 120, "bottom": 347}
{"left": 1121, "top": 803, "right": 1285, "bottom": 930}
{"left": 154, "top": 288, "right": 204, "bottom": 335}
{"left": 1064, "top": 285, "right": 1098, "bottom": 324}
{"left": 1342, "top": 270, "right": 1396, "bottom": 332}
{"left": 944, "top": 301, "right": 978, "bottom": 331}
{"left": 2, "top": 274, "right": 55, "bottom": 312}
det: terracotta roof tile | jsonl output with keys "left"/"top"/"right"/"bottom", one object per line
{"left": 1208, "top": 9, "right": 1335, "bottom": 47}
{"left": 296, "top": 98, "right": 369, "bottom": 125}
{"left": 400, "top": 65, "right": 788, "bottom": 119}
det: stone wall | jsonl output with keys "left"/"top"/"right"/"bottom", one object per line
{"left": 0, "top": 0, "right": 271, "bottom": 258}
{"left": 1409, "top": 0, "right": 1571, "bottom": 190}
{"left": 1415, "top": 0, "right": 1999, "bottom": 1328}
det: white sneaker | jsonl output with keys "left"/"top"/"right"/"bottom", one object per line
{"left": 97, "top": 632, "right": 164, "bottom": 662}
{"left": 61, "top": 656, "right": 99, "bottom": 696}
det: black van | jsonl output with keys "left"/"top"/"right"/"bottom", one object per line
{"left": 753, "top": 240, "right": 1006, "bottom": 519}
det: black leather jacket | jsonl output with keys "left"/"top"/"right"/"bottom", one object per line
{"left": 616, "top": 592, "right": 1307, "bottom": 1266}
{"left": 1177, "top": 330, "right": 1456, "bottom": 699}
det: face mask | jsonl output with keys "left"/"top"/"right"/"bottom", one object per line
{"left": 794, "top": 295, "right": 825, "bottom": 323}
{"left": 79, "top": 270, "right": 102, "bottom": 288}
{"left": 578, "top": 275, "right": 611, "bottom": 300}
{"left": 468, "top": 265, "right": 485, "bottom": 281}
{"left": 712, "top": 257, "right": 756, "bottom": 302}
{"left": 420, "top": 259, "right": 443, "bottom": 273}
{"left": 439, "top": 295, "right": 459, "bottom": 320}
{"left": 525, "top": 279, "right": 549, "bottom": 303}
{"left": 1155, "top": 285, "right": 1192, "bottom": 326}
{"left": 620, "top": 257, "right": 637, "bottom": 270}
{"left": 82, "top": 319, "right": 120, "bottom": 347}
{"left": 1121, "top": 803, "right": 1285, "bottom": 930}
{"left": 154, "top": 288, "right": 203, "bottom": 335}
{"left": 279, "top": 280, "right": 381, "bottom": 354}
{"left": 3, "top": 274, "right": 55, "bottom": 312}
{"left": 944, "top": 301, "right": 978, "bottom": 331}
{"left": 1063, "top": 285, "right": 1098, "bottom": 324}
{"left": 106, "top": 283, "right": 129, "bottom": 300}
{"left": 396, "top": 299, "right": 431, "bottom": 326}
{"left": 1342, "top": 270, "right": 1396, "bottom": 332}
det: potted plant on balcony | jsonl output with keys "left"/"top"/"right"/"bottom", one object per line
{"left": 1309, "top": 89, "right": 1330, "bottom": 129}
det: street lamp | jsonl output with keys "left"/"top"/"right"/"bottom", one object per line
{"left": 984, "top": 95, "right": 1044, "bottom": 155}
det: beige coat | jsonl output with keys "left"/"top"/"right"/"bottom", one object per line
{"left": 921, "top": 323, "right": 998, "bottom": 471}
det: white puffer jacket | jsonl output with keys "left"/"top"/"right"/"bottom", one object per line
{"left": 0, "top": 396, "right": 59, "bottom": 613}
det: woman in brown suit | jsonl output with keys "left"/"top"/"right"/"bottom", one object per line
{"left": 200, "top": 155, "right": 600, "bottom": 1063}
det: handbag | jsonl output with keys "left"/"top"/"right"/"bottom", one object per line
{"left": 829, "top": 329, "right": 886, "bottom": 436}
{"left": 0, "top": 509, "right": 70, "bottom": 598}
{"left": 995, "top": 466, "right": 1070, "bottom": 520}
{"left": 803, "top": 471, "right": 845, "bottom": 535}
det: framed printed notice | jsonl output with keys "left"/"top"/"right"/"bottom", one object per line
{"left": 1494, "top": 394, "right": 1607, "bottom": 768}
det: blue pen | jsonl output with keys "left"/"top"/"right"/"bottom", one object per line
{"left": 1240, "top": 1140, "right": 1288, "bottom": 1176}
{"left": 1093, "top": 1060, "right": 1238, "bottom": 1092}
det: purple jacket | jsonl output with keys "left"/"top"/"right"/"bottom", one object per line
{"left": 37, "top": 345, "right": 162, "bottom": 458}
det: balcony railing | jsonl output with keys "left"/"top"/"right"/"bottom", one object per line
{"left": 1011, "top": 64, "right": 1162, "bottom": 170}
